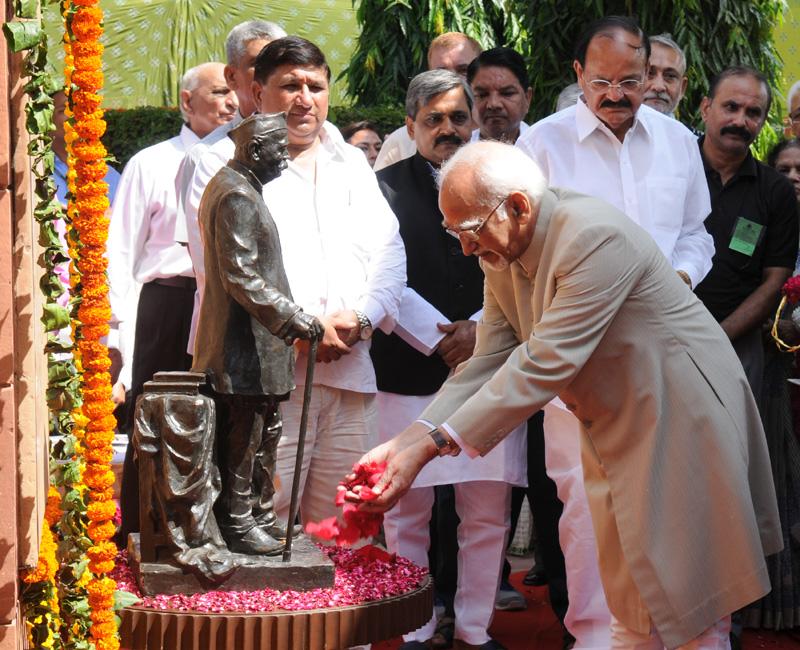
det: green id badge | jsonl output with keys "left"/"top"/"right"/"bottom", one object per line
{"left": 729, "top": 217, "right": 764, "bottom": 257}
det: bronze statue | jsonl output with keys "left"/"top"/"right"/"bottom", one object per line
{"left": 131, "top": 113, "right": 330, "bottom": 591}
{"left": 191, "top": 112, "right": 324, "bottom": 556}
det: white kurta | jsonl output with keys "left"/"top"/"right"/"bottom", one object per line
{"left": 107, "top": 124, "right": 199, "bottom": 388}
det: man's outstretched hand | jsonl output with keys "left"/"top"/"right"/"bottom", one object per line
{"left": 294, "top": 313, "right": 355, "bottom": 362}
{"left": 341, "top": 422, "right": 438, "bottom": 513}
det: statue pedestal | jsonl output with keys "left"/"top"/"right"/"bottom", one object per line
{"left": 119, "top": 574, "right": 433, "bottom": 650}
{"left": 128, "top": 534, "right": 335, "bottom": 596}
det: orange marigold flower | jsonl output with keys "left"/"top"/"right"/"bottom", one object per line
{"left": 81, "top": 325, "right": 111, "bottom": 343}
{"left": 85, "top": 430, "right": 115, "bottom": 448}
{"left": 82, "top": 388, "right": 112, "bottom": 405}
{"left": 89, "top": 487, "right": 115, "bottom": 503}
{"left": 75, "top": 179, "right": 108, "bottom": 196}
{"left": 84, "top": 369, "right": 111, "bottom": 390}
{"left": 84, "top": 468, "right": 115, "bottom": 492}
{"left": 88, "top": 518, "right": 116, "bottom": 542}
{"left": 88, "top": 576, "right": 116, "bottom": 596}
{"left": 84, "top": 399, "right": 115, "bottom": 419}
{"left": 72, "top": 140, "right": 107, "bottom": 162}
{"left": 74, "top": 112, "right": 107, "bottom": 139}
{"left": 88, "top": 558, "right": 115, "bottom": 575}
{"left": 72, "top": 70, "right": 104, "bottom": 91}
{"left": 74, "top": 54, "right": 102, "bottom": 72}
{"left": 87, "top": 415, "right": 117, "bottom": 433}
{"left": 90, "top": 608, "right": 116, "bottom": 624}
{"left": 45, "top": 486, "right": 62, "bottom": 527}
{"left": 75, "top": 160, "right": 108, "bottom": 182}
{"left": 87, "top": 500, "right": 116, "bottom": 521}
{"left": 87, "top": 593, "right": 115, "bottom": 610}
{"left": 75, "top": 118, "right": 106, "bottom": 140}
{"left": 88, "top": 541, "right": 118, "bottom": 561}
{"left": 91, "top": 621, "right": 118, "bottom": 639}
{"left": 75, "top": 196, "right": 110, "bottom": 217}
{"left": 93, "top": 636, "right": 121, "bottom": 650}
{"left": 71, "top": 41, "right": 103, "bottom": 56}
{"left": 76, "top": 256, "right": 108, "bottom": 275}
{"left": 72, "top": 6, "right": 104, "bottom": 41}
{"left": 21, "top": 522, "right": 58, "bottom": 583}
{"left": 85, "top": 446, "right": 113, "bottom": 464}
{"left": 72, "top": 90, "right": 103, "bottom": 112}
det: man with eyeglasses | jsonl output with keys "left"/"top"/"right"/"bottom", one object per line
{"left": 351, "top": 140, "right": 781, "bottom": 650}
{"left": 370, "top": 70, "right": 526, "bottom": 650}
{"left": 516, "top": 15, "right": 713, "bottom": 650}
{"left": 787, "top": 80, "right": 800, "bottom": 138}
{"left": 643, "top": 34, "right": 688, "bottom": 116}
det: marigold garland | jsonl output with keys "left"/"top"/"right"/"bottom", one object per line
{"left": 65, "top": 1, "right": 120, "bottom": 648}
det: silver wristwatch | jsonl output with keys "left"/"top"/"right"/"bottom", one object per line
{"left": 354, "top": 310, "right": 373, "bottom": 340}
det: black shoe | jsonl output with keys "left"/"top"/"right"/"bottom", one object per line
{"left": 226, "top": 526, "right": 284, "bottom": 555}
{"left": 398, "top": 642, "right": 429, "bottom": 650}
{"left": 522, "top": 565, "right": 548, "bottom": 586}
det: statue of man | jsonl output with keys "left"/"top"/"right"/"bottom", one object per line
{"left": 192, "top": 112, "right": 324, "bottom": 555}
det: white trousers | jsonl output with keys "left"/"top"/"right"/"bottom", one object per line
{"left": 610, "top": 615, "right": 731, "bottom": 650}
{"left": 543, "top": 405, "right": 612, "bottom": 650}
{"left": 275, "top": 385, "right": 379, "bottom": 543}
{"left": 383, "top": 481, "right": 512, "bottom": 646}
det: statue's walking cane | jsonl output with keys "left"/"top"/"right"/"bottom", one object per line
{"left": 283, "top": 337, "right": 318, "bottom": 562}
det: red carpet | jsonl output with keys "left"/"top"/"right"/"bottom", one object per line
{"left": 374, "top": 572, "right": 800, "bottom": 650}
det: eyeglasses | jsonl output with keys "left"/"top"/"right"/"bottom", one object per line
{"left": 445, "top": 197, "right": 506, "bottom": 241}
{"left": 582, "top": 75, "right": 644, "bottom": 95}
{"left": 790, "top": 113, "right": 800, "bottom": 125}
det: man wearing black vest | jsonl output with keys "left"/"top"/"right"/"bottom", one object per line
{"left": 371, "top": 69, "right": 525, "bottom": 650}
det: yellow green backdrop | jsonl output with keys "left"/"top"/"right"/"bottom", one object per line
{"left": 43, "top": 0, "right": 360, "bottom": 107}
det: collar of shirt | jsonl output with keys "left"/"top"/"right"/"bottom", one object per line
{"left": 697, "top": 133, "right": 757, "bottom": 183}
{"left": 469, "top": 120, "right": 530, "bottom": 143}
{"left": 179, "top": 123, "right": 202, "bottom": 151}
{"left": 575, "top": 97, "right": 654, "bottom": 144}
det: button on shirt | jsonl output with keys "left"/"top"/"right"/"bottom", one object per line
{"left": 516, "top": 100, "right": 714, "bottom": 288}
{"left": 189, "top": 122, "right": 406, "bottom": 394}
{"left": 107, "top": 124, "right": 199, "bottom": 387}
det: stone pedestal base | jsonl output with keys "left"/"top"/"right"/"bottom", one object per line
{"left": 128, "top": 534, "right": 335, "bottom": 596}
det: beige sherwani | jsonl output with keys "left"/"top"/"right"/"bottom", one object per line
{"left": 422, "top": 187, "right": 782, "bottom": 648}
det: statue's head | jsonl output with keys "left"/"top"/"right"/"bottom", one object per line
{"left": 229, "top": 112, "right": 289, "bottom": 183}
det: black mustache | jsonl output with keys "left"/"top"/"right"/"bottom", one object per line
{"left": 435, "top": 134, "right": 465, "bottom": 147}
{"left": 720, "top": 125, "right": 752, "bottom": 140}
{"left": 600, "top": 98, "right": 632, "bottom": 109}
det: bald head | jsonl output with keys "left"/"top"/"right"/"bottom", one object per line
{"left": 438, "top": 141, "right": 545, "bottom": 270}
{"left": 428, "top": 32, "right": 482, "bottom": 79}
{"left": 180, "top": 62, "right": 238, "bottom": 138}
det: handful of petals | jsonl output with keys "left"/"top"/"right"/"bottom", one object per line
{"left": 305, "top": 461, "right": 387, "bottom": 546}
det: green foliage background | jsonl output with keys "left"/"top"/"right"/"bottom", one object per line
{"left": 103, "top": 105, "right": 406, "bottom": 171}
{"left": 344, "top": 0, "right": 787, "bottom": 137}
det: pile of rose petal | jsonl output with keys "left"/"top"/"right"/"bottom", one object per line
{"left": 305, "top": 461, "right": 387, "bottom": 546}
{"left": 111, "top": 545, "right": 427, "bottom": 613}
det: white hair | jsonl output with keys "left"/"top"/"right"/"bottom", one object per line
{"left": 180, "top": 62, "right": 222, "bottom": 122}
{"left": 556, "top": 82, "right": 583, "bottom": 112}
{"left": 789, "top": 80, "right": 800, "bottom": 114}
{"left": 225, "top": 21, "right": 287, "bottom": 67}
{"left": 437, "top": 141, "right": 547, "bottom": 224}
{"left": 649, "top": 33, "right": 687, "bottom": 75}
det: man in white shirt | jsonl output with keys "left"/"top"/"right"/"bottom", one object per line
{"left": 515, "top": 16, "right": 713, "bottom": 650}
{"left": 108, "top": 61, "right": 238, "bottom": 545}
{"left": 174, "top": 20, "right": 287, "bottom": 352}
{"left": 244, "top": 36, "right": 405, "bottom": 534}
{"left": 373, "top": 32, "right": 482, "bottom": 172}
{"left": 643, "top": 34, "right": 688, "bottom": 116}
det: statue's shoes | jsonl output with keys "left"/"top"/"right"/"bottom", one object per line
{"left": 263, "top": 520, "right": 303, "bottom": 540}
{"left": 226, "top": 527, "right": 285, "bottom": 555}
